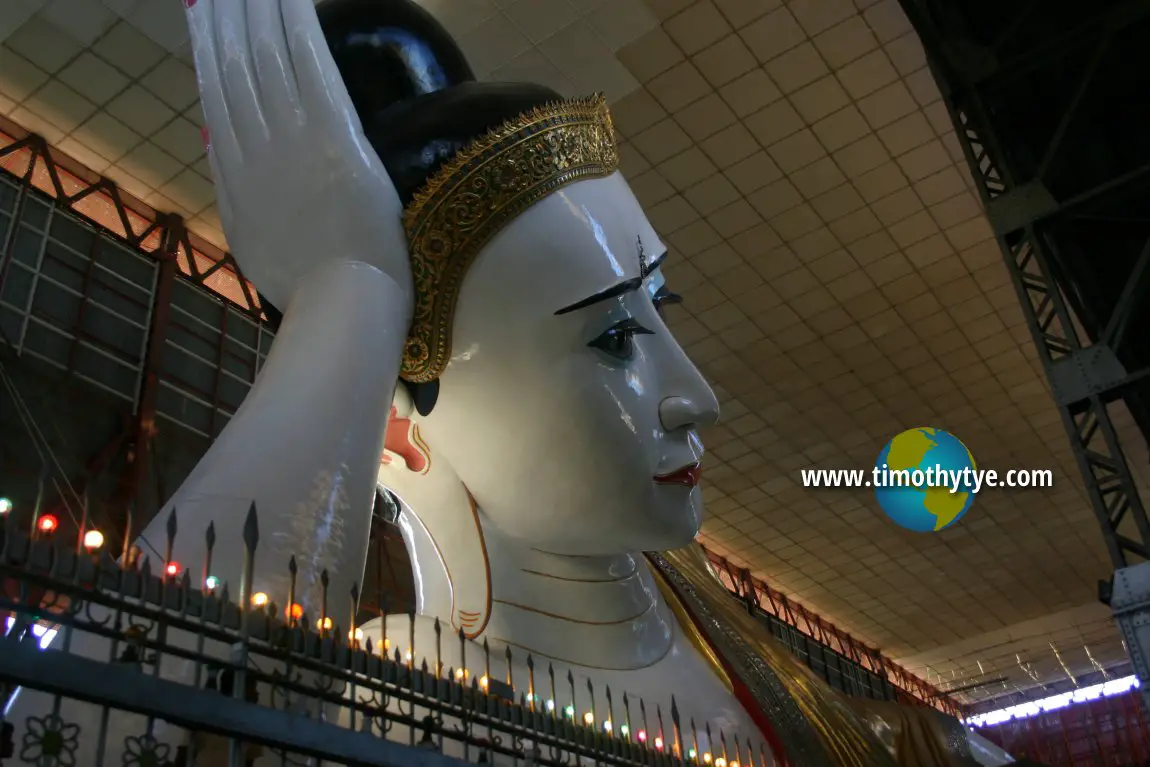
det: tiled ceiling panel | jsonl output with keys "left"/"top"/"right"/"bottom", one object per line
{"left": 0, "top": 0, "right": 655, "bottom": 251}
{"left": 2, "top": 0, "right": 1147, "bottom": 705}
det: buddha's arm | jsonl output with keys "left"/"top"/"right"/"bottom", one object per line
{"left": 134, "top": 262, "right": 409, "bottom": 625}
{"left": 135, "top": 0, "right": 417, "bottom": 624}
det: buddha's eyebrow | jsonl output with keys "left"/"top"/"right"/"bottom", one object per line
{"left": 554, "top": 251, "right": 668, "bottom": 316}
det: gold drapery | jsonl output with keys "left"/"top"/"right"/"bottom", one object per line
{"left": 651, "top": 546, "right": 975, "bottom": 767}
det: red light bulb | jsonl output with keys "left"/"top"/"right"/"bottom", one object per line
{"left": 165, "top": 562, "right": 180, "bottom": 577}
{"left": 37, "top": 515, "right": 58, "bottom": 534}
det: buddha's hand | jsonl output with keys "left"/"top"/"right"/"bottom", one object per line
{"left": 184, "top": 0, "right": 413, "bottom": 313}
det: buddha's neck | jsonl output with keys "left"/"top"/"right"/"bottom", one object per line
{"left": 481, "top": 527, "right": 676, "bottom": 671}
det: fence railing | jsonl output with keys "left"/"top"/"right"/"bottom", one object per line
{"left": 0, "top": 506, "right": 773, "bottom": 767}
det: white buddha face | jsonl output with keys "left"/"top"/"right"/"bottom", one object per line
{"left": 417, "top": 173, "right": 720, "bottom": 555}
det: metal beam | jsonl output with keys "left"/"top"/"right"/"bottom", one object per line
{"left": 1034, "top": 35, "right": 1111, "bottom": 182}
{"left": 901, "top": 0, "right": 1150, "bottom": 570}
{"left": 1101, "top": 237, "right": 1150, "bottom": 351}
{"left": 111, "top": 215, "right": 180, "bottom": 529}
{"left": 0, "top": 140, "right": 34, "bottom": 300}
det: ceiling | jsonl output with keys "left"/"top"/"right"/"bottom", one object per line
{"left": 1, "top": 0, "right": 1148, "bottom": 707}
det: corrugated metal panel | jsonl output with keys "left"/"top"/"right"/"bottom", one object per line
{"left": 0, "top": 177, "right": 276, "bottom": 438}
{"left": 0, "top": 177, "right": 154, "bottom": 404}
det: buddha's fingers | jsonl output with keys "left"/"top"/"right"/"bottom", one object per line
{"left": 213, "top": 0, "right": 270, "bottom": 153}
{"left": 184, "top": 0, "right": 241, "bottom": 175}
{"left": 248, "top": 0, "right": 303, "bottom": 132}
{"left": 204, "top": 140, "right": 236, "bottom": 239}
{"left": 282, "top": 0, "right": 362, "bottom": 136}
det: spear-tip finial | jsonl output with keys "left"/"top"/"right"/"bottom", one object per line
{"left": 242, "top": 502, "right": 259, "bottom": 548}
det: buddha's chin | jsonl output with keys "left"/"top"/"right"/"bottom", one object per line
{"left": 646, "top": 485, "right": 704, "bottom": 550}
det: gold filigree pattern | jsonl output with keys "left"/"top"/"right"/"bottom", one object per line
{"left": 400, "top": 95, "right": 620, "bottom": 382}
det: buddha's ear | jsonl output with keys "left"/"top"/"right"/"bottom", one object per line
{"left": 399, "top": 379, "right": 439, "bottom": 417}
{"left": 394, "top": 379, "right": 440, "bottom": 419}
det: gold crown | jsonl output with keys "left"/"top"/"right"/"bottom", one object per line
{"left": 400, "top": 94, "right": 620, "bottom": 383}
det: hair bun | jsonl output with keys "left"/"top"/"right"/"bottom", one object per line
{"left": 316, "top": 0, "right": 562, "bottom": 205}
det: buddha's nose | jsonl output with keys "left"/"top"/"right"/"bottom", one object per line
{"left": 660, "top": 394, "right": 720, "bottom": 432}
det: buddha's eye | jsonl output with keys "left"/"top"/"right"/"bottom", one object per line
{"left": 652, "top": 285, "right": 682, "bottom": 319}
{"left": 589, "top": 317, "right": 654, "bottom": 361}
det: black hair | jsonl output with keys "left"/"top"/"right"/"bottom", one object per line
{"left": 259, "top": 0, "right": 563, "bottom": 414}
{"left": 317, "top": 0, "right": 561, "bottom": 204}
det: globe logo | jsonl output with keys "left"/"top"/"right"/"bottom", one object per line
{"left": 873, "top": 427, "right": 977, "bottom": 533}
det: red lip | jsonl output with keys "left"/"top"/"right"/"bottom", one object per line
{"left": 654, "top": 462, "right": 702, "bottom": 487}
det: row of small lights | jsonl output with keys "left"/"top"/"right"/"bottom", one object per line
{"left": 0, "top": 499, "right": 736, "bottom": 765}
{"left": 0, "top": 500, "right": 222, "bottom": 587}
{"left": 0, "top": 499, "right": 103, "bottom": 548}
{"left": 440, "top": 669, "right": 732, "bottom": 764}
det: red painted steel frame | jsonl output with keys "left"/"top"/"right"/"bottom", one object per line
{"left": 0, "top": 118, "right": 264, "bottom": 531}
{"left": 0, "top": 118, "right": 261, "bottom": 318}
{"left": 703, "top": 546, "right": 962, "bottom": 716}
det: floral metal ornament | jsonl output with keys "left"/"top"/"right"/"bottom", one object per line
{"left": 122, "top": 734, "right": 171, "bottom": 767}
{"left": 20, "top": 714, "right": 80, "bottom": 767}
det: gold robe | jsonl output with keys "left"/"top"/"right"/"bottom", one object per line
{"left": 650, "top": 547, "right": 977, "bottom": 767}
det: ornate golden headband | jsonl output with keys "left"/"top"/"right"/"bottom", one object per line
{"left": 399, "top": 94, "right": 620, "bottom": 383}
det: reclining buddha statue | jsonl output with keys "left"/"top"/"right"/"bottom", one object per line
{"left": 7, "top": 0, "right": 1012, "bottom": 764}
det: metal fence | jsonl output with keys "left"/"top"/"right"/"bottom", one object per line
{"left": 0, "top": 507, "right": 774, "bottom": 767}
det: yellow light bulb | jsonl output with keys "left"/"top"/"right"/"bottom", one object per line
{"left": 583, "top": 712, "right": 594, "bottom": 725}
{"left": 251, "top": 592, "right": 269, "bottom": 607}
